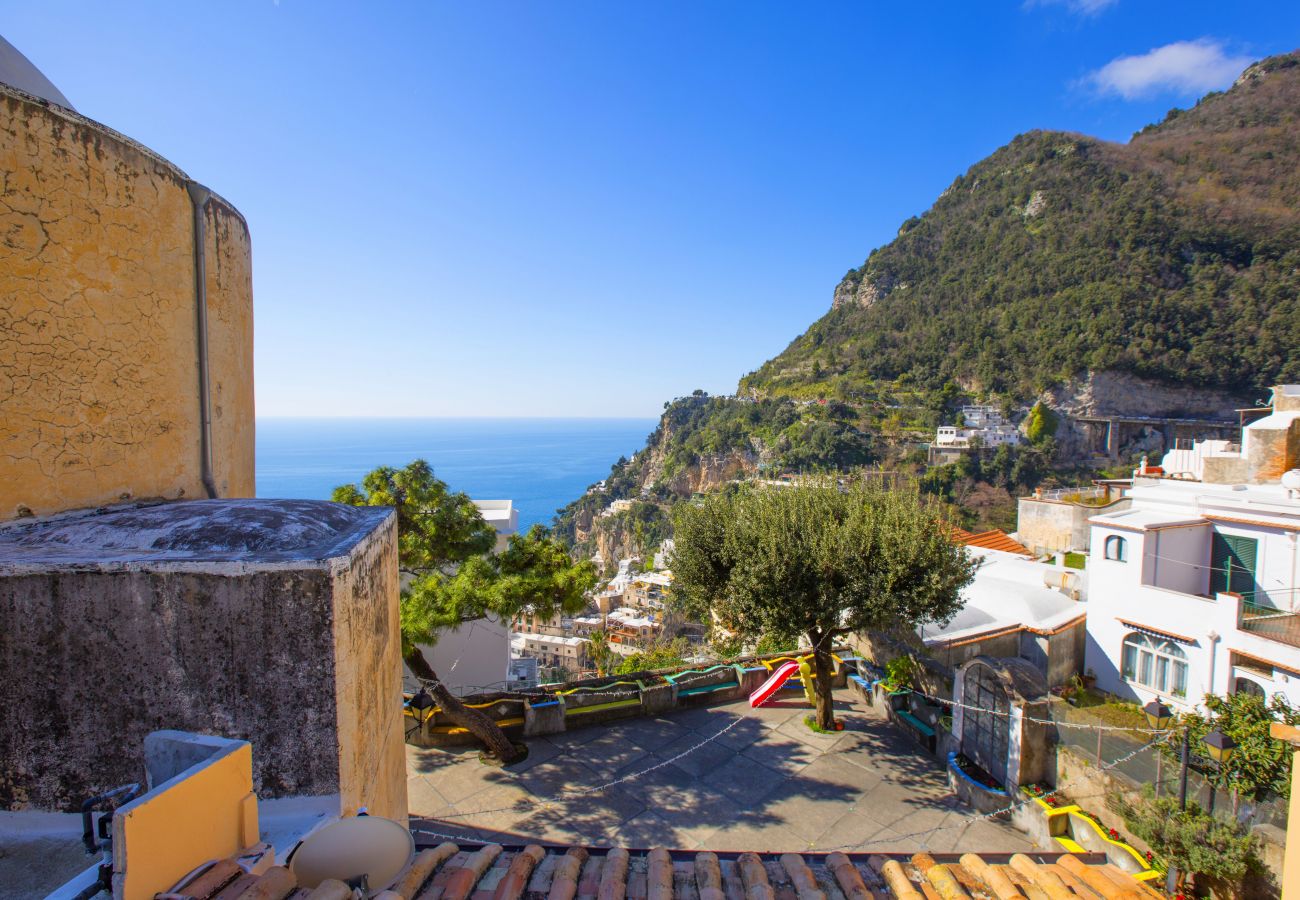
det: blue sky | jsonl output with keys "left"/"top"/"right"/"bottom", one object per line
{"left": 4, "top": 3, "right": 1296, "bottom": 417}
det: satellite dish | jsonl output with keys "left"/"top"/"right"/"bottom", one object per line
{"left": 288, "top": 815, "right": 414, "bottom": 891}
{"left": 1283, "top": 469, "right": 1300, "bottom": 493}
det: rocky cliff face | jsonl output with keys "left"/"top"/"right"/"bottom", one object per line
{"left": 1042, "top": 370, "right": 1252, "bottom": 420}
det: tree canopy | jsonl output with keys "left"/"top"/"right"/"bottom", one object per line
{"left": 333, "top": 458, "right": 595, "bottom": 761}
{"left": 671, "top": 480, "right": 976, "bottom": 727}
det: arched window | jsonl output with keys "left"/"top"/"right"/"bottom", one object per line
{"left": 1121, "top": 633, "right": 1188, "bottom": 696}
{"left": 1234, "top": 678, "right": 1266, "bottom": 700}
{"left": 1104, "top": 535, "right": 1127, "bottom": 562}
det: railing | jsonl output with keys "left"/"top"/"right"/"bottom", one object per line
{"left": 1239, "top": 595, "right": 1300, "bottom": 649}
{"left": 1033, "top": 486, "right": 1111, "bottom": 505}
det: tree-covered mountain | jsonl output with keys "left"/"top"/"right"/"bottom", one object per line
{"left": 744, "top": 51, "right": 1300, "bottom": 401}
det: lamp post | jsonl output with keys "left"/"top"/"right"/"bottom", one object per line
{"left": 1143, "top": 700, "right": 1236, "bottom": 893}
{"left": 1202, "top": 729, "right": 1237, "bottom": 816}
{"left": 407, "top": 687, "right": 435, "bottom": 736}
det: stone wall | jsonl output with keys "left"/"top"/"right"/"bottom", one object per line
{"left": 0, "top": 85, "right": 254, "bottom": 520}
{"left": 0, "top": 500, "right": 402, "bottom": 817}
{"left": 1016, "top": 496, "right": 1131, "bottom": 555}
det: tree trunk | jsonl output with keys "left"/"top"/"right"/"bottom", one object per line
{"left": 404, "top": 646, "right": 523, "bottom": 763}
{"left": 811, "top": 642, "right": 836, "bottom": 731}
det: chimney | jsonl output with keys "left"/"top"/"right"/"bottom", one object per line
{"left": 1243, "top": 386, "right": 1300, "bottom": 484}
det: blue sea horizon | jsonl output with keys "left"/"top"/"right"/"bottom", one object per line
{"left": 255, "top": 416, "right": 657, "bottom": 531}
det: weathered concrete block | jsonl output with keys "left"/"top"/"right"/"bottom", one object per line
{"left": 640, "top": 681, "right": 677, "bottom": 715}
{"left": 0, "top": 499, "right": 405, "bottom": 821}
{"left": 524, "top": 699, "right": 566, "bottom": 736}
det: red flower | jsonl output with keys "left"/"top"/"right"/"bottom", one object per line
{"left": 1109, "top": 829, "right": 1119, "bottom": 839}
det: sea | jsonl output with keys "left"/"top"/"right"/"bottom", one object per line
{"left": 255, "top": 417, "right": 658, "bottom": 530}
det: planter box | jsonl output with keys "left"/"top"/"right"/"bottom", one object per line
{"left": 947, "top": 752, "right": 1012, "bottom": 817}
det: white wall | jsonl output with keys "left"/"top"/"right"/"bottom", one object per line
{"left": 1143, "top": 524, "right": 1210, "bottom": 596}
{"left": 413, "top": 615, "right": 510, "bottom": 695}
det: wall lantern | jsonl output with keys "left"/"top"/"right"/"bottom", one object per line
{"left": 1142, "top": 699, "right": 1173, "bottom": 731}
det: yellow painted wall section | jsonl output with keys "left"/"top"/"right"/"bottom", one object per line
{"left": 332, "top": 512, "right": 408, "bottom": 822}
{"left": 112, "top": 742, "right": 259, "bottom": 900}
{"left": 0, "top": 87, "right": 254, "bottom": 520}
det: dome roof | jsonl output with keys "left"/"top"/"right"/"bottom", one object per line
{"left": 0, "top": 35, "right": 73, "bottom": 109}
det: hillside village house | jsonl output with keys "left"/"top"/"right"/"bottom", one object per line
{"left": 1085, "top": 386, "right": 1300, "bottom": 711}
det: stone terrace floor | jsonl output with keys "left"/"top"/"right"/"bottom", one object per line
{"left": 406, "top": 688, "right": 1039, "bottom": 854}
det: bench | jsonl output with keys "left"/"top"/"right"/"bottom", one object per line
{"left": 895, "top": 709, "right": 937, "bottom": 751}
{"left": 678, "top": 681, "right": 739, "bottom": 697}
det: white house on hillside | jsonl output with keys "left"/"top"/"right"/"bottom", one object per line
{"left": 1085, "top": 386, "right": 1300, "bottom": 712}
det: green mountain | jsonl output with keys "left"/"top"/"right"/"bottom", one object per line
{"left": 744, "top": 50, "right": 1300, "bottom": 401}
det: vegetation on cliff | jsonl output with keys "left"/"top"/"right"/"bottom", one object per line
{"left": 745, "top": 50, "right": 1300, "bottom": 401}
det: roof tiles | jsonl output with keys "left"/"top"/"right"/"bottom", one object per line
{"left": 162, "top": 841, "right": 1163, "bottom": 899}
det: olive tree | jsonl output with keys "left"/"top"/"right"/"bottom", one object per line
{"left": 334, "top": 460, "right": 595, "bottom": 762}
{"left": 671, "top": 479, "right": 975, "bottom": 729}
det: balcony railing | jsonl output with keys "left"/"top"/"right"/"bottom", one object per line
{"left": 1239, "top": 595, "right": 1300, "bottom": 649}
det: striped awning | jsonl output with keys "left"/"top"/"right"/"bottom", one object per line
{"left": 1117, "top": 619, "right": 1197, "bottom": 645}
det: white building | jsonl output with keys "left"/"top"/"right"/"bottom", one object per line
{"left": 518, "top": 633, "right": 589, "bottom": 672}
{"left": 919, "top": 544, "right": 1086, "bottom": 686}
{"left": 1085, "top": 386, "right": 1300, "bottom": 712}
{"left": 412, "top": 498, "right": 518, "bottom": 694}
{"left": 934, "top": 423, "right": 1022, "bottom": 449}
{"left": 474, "top": 499, "right": 519, "bottom": 552}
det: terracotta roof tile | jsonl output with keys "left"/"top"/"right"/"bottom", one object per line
{"left": 950, "top": 527, "right": 1034, "bottom": 557}
{"left": 171, "top": 841, "right": 1164, "bottom": 899}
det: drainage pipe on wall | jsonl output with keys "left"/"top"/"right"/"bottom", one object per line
{"left": 187, "top": 181, "right": 219, "bottom": 499}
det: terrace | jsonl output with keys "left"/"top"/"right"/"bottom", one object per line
{"left": 406, "top": 687, "right": 1037, "bottom": 854}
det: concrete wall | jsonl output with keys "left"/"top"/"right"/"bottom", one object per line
{"left": 924, "top": 622, "right": 1085, "bottom": 690}
{"left": 0, "top": 500, "right": 402, "bottom": 818}
{"left": 1142, "top": 523, "right": 1210, "bottom": 595}
{"left": 0, "top": 85, "right": 255, "bottom": 521}
{"left": 1016, "top": 496, "right": 1130, "bottom": 555}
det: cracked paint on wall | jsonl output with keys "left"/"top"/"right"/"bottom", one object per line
{"left": 0, "top": 87, "right": 254, "bottom": 519}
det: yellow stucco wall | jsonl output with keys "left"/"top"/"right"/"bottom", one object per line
{"left": 0, "top": 87, "right": 254, "bottom": 520}
{"left": 112, "top": 741, "right": 259, "bottom": 900}
{"left": 331, "top": 512, "right": 408, "bottom": 822}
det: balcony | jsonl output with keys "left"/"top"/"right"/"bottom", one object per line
{"left": 1239, "top": 594, "right": 1300, "bottom": 649}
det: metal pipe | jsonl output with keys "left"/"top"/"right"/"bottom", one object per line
{"left": 187, "top": 181, "right": 218, "bottom": 499}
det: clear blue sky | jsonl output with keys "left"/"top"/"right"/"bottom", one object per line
{"left": 4, "top": 3, "right": 1296, "bottom": 417}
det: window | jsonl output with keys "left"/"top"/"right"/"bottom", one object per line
{"left": 1211, "top": 533, "right": 1258, "bottom": 596}
{"left": 1121, "top": 633, "right": 1188, "bottom": 696}
{"left": 1104, "top": 535, "right": 1127, "bottom": 562}
{"left": 1234, "top": 677, "right": 1266, "bottom": 700}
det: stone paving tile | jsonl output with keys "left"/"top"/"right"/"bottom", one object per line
{"left": 406, "top": 688, "right": 1043, "bottom": 855}
{"left": 700, "top": 754, "right": 788, "bottom": 805}
{"left": 706, "top": 819, "right": 812, "bottom": 853}
{"left": 736, "top": 734, "right": 818, "bottom": 777}
{"left": 652, "top": 731, "right": 736, "bottom": 778}
{"left": 609, "top": 716, "right": 690, "bottom": 752}
{"left": 512, "top": 756, "right": 602, "bottom": 798}
{"left": 613, "top": 809, "right": 705, "bottom": 850}
{"left": 576, "top": 732, "right": 652, "bottom": 780}
{"left": 499, "top": 735, "right": 564, "bottom": 773}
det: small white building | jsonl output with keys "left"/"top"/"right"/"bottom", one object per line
{"left": 519, "top": 633, "right": 589, "bottom": 672}
{"left": 1085, "top": 386, "right": 1300, "bottom": 711}
{"left": 413, "top": 498, "right": 518, "bottom": 694}
{"left": 474, "top": 499, "right": 519, "bottom": 552}
{"left": 919, "top": 545, "right": 1086, "bottom": 686}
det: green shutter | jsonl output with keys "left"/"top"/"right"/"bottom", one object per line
{"left": 1210, "top": 533, "right": 1258, "bottom": 596}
